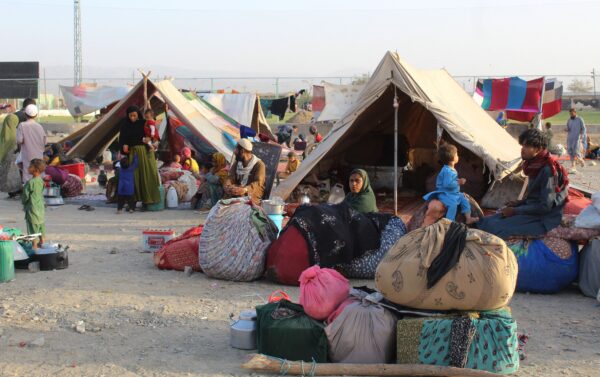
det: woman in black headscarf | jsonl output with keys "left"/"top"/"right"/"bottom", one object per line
{"left": 118, "top": 105, "right": 160, "bottom": 206}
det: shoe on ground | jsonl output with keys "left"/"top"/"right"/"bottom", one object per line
{"left": 569, "top": 168, "right": 578, "bottom": 174}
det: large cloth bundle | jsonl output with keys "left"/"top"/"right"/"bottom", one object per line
{"left": 579, "top": 238, "right": 600, "bottom": 297}
{"left": 507, "top": 238, "right": 578, "bottom": 294}
{"left": 336, "top": 217, "right": 406, "bottom": 279}
{"left": 299, "top": 266, "right": 349, "bottom": 321}
{"left": 289, "top": 202, "right": 392, "bottom": 267}
{"left": 256, "top": 300, "right": 328, "bottom": 362}
{"left": 154, "top": 226, "right": 203, "bottom": 271}
{"left": 396, "top": 309, "right": 519, "bottom": 375}
{"left": 376, "top": 219, "right": 517, "bottom": 311}
{"left": 265, "top": 225, "right": 310, "bottom": 286}
{"left": 199, "top": 198, "right": 277, "bottom": 281}
{"left": 325, "top": 297, "right": 397, "bottom": 363}
{"left": 177, "top": 171, "right": 197, "bottom": 202}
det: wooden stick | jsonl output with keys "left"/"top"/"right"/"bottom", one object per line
{"left": 242, "top": 354, "right": 501, "bottom": 377}
{"left": 137, "top": 69, "right": 152, "bottom": 111}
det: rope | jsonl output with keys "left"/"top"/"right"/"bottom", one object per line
{"left": 278, "top": 357, "right": 290, "bottom": 376}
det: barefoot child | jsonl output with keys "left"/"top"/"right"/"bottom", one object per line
{"left": 143, "top": 109, "right": 160, "bottom": 151}
{"left": 422, "top": 144, "right": 478, "bottom": 226}
{"left": 21, "top": 158, "right": 46, "bottom": 249}
{"left": 117, "top": 156, "right": 138, "bottom": 213}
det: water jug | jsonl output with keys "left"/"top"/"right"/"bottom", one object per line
{"left": 166, "top": 186, "right": 178, "bottom": 208}
{"left": 230, "top": 310, "right": 257, "bottom": 350}
{"left": 327, "top": 183, "right": 345, "bottom": 204}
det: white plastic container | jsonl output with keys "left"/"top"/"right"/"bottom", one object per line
{"left": 166, "top": 186, "right": 178, "bottom": 209}
{"left": 327, "top": 183, "right": 345, "bottom": 204}
{"left": 142, "top": 229, "right": 175, "bottom": 252}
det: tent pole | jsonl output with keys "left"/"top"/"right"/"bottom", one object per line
{"left": 536, "top": 76, "right": 546, "bottom": 130}
{"left": 393, "top": 83, "right": 399, "bottom": 216}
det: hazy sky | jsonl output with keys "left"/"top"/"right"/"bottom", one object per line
{"left": 3, "top": 0, "right": 600, "bottom": 78}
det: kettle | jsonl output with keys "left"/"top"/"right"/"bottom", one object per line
{"left": 230, "top": 310, "right": 257, "bottom": 350}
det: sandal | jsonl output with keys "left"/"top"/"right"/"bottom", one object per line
{"left": 85, "top": 206, "right": 95, "bottom": 211}
{"left": 78, "top": 205, "right": 90, "bottom": 210}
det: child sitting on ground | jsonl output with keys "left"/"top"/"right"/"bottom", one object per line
{"left": 117, "top": 156, "right": 138, "bottom": 214}
{"left": 143, "top": 109, "right": 160, "bottom": 151}
{"left": 422, "top": 144, "right": 479, "bottom": 226}
{"left": 22, "top": 159, "right": 46, "bottom": 249}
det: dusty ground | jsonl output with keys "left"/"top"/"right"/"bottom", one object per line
{"left": 0, "top": 148, "right": 599, "bottom": 376}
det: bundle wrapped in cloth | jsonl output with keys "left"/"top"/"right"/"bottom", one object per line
{"left": 199, "top": 198, "right": 278, "bottom": 281}
{"left": 396, "top": 308, "right": 519, "bottom": 375}
{"left": 325, "top": 290, "right": 397, "bottom": 364}
{"left": 376, "top": 218, "right": 518, "bottom": 311}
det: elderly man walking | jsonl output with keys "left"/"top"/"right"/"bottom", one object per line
{"left": 16, "top": 104, "right": 46, "bottom": 183}
{"left": 566, "top": 108, "right": 587, "bottom": 174}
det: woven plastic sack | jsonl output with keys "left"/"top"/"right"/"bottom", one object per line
{"left": 177, "top": 171, "right": 197, "bottom": 202}
{"left": 199, "top": 198, "right": 276, "bottom": 281}
{"left": 299, "top": 265, "right": 349, "bottom": 320}
{"left": 376, "top": 218, "right": 518, "bottom": 311}
{"left": 325, "top": 299, "right": 397, "bottom": 363}
{"left": 154, "top": 226, "right": 203, "bottom": 271}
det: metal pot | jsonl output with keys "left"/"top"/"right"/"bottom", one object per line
{"left": 230, "top": 310, "right": 257, "bottom": 350}
{"left": 262, "top": 200, "right": 284, "bottom": 215}
{"left": 35, "top": 244, "right": 69, "bottom": 271}
{"left": 44, "top": 187, "right": 61, "bottom": 197}
{"left": 45, "top": 197, "right": 64, "bottom": 206}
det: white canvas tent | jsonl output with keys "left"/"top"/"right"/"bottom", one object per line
{"left": 273, "top": 51, "right": 522, "bottom": 200}
{"left": 199, "top": 93, "right": 274, "bottom": 139}
{"left": 68, "top": 79, "right": 238, "bottom": 162}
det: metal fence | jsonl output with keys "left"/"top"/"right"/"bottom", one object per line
{"left": 2, "top": 73, "right": 600, "bottom": 109}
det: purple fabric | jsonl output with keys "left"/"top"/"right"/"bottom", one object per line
{"left": 45, "top": 166, "right": 69, "bottom": 185}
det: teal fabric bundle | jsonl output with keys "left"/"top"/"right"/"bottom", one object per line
{"left": 397, "top": 308, "right": 519, "bottom": 375}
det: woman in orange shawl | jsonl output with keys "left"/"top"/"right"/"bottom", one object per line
{"left": 191, "top": 152, "right": 228, "bottom": 210}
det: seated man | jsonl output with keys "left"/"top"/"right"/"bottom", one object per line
{"left": 224, "top": 139, "right": 266, "bottom": 204}
{"left": 476, "top": 129, "right": 569, "bottom": 239}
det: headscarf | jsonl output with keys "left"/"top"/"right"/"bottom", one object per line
{"left": 344, "top": 169, "right": 378, "bottom": 214}
{"left": 522, "top": 149, "right": 569, "bottom": 193}
{"left": 0, "top": 113, "right": 19, "bottom": 162}
{"left": 181, "top": 147, "right": 192, "bottom": 159}
{"left": 212, "top": 152, "right": 228, "bottom": 183}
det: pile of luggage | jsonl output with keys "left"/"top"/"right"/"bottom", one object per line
{"left": 252, "top": 219, "right": 521, "bottom": 375}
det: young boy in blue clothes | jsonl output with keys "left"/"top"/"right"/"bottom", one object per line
{"left": 422, "top": 144, "right": 478, "bottom": 226}
{"left": 117, "top": 155, "right": 138, "bottom": 213}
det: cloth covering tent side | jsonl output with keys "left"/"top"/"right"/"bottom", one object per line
{"left": 199, "top": 92, "right": 275, "bottom": 139}
{"left": 272, "top": 51, "right": 523, "bottom": 200}
{"left": 67, "top": 79, "right": 238, "bottom": 162}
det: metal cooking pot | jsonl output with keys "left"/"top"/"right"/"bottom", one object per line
{"left": 35, "top": 244, "right": 69, "bottom": 271}
{"left": 261, "top": 200, "right": 284, "bottom": 215}
{"left": 44, "top": 187, "right": 61, "bottom": 197}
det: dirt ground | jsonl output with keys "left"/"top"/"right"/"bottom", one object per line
{"left": 1, "top": 150, "right": 599, "bottom": 376}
